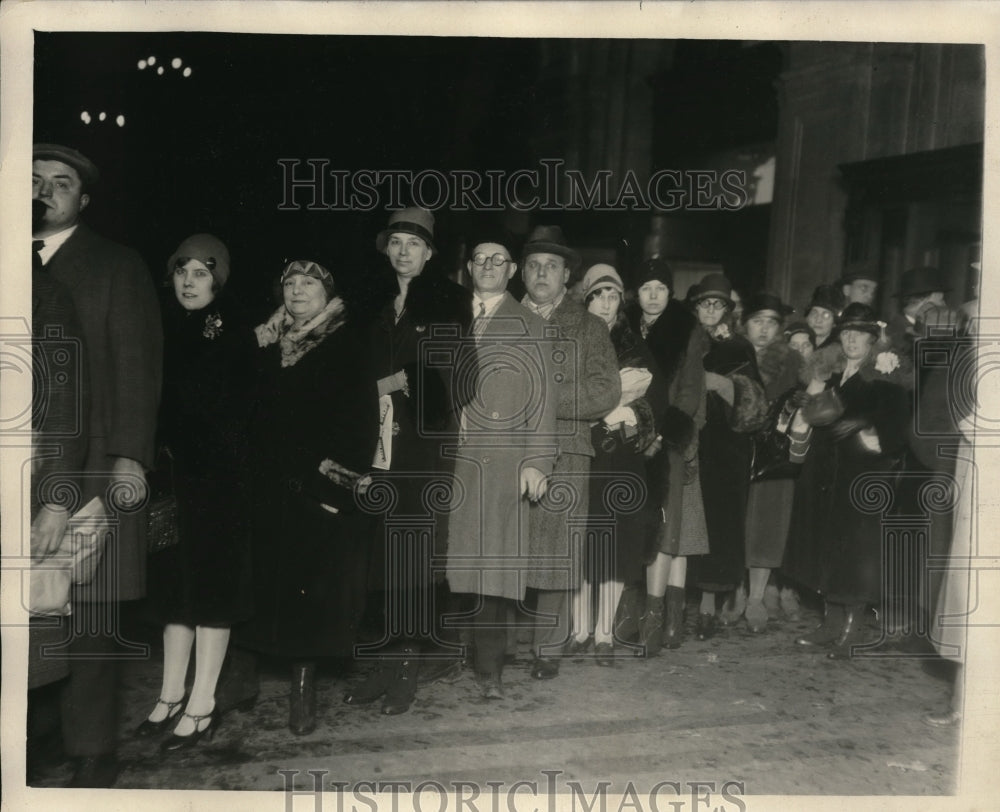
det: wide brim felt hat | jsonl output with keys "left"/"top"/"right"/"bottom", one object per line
{"left": 743, "top": 291, "right": 793, "bottom": 322}
{"left": 688, "top": 272, "right": 734, "bottom": 307}
{"left": 375, "top": 207, "right": 437, "bottom": 255}
{"left": 894, "top": 266, "right": 951, "bottom": 298}
{"left": 836, "top": 302, "right": 880, "bottom": 337}
{"left": 167, "top": 233, "right": 231, "bottom": 287}
{"left": 522, "top": 225, "right": 581, "bottom": 271}
{"left": 33, "top": 143, "right": 100, "bottom": 187}
{"left": 581, "top": 263, "right": 624, "bottom": 300}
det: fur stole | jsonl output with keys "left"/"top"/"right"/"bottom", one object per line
{"left": 353, "top": 264, "right": 472, "bottom": 334}
{"left": 626, "top": 298, "right": 697, "bottom": 386}
{"left": 801, "top": 341, "right": 913, "bottom": 390}
{"left": 255, "top": 296, "right": 347, "bottom": 367}
{"left": 756, "top": 339, "right": 802, "bottom": 402}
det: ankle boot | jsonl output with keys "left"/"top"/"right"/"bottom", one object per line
{"left": 636, "top": 594, "right": 664, "bottom": 658}
{"left": 289, "top": 661, "right": 317, "bottom": 735}
{"left": 662, "top": 586, "right": 686, "bottom": 649}
{"left": 382, "top": 646, "right": 419, "bottom": 715}
{"left": 613, "top": 585, "right": 642, "bottom": 643}
{"left": 794, "top": 602, "right": 844, "bottom": 647}
{"left": 827, "top": 605, "right": 868, "bottom": 658}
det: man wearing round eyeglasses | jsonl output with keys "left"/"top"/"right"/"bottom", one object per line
{"left": 31, "top": 143, "right": 162, "bottom": 787}
{"left": 445, "top": 239, "right": 557, "bottom": 699}
{"left": 519, "top": 225, "right": 620, "bottom": 680}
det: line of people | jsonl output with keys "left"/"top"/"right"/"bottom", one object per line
{"left": 28, "top": 141, "right": 975, "bottom": 788}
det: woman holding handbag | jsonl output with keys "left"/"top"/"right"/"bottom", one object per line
{"left": 741, "top": 292, "right": 803, "bottom": 632}
{"left": 566, "top": 265, "right": 667, "bottom": 664}
{"left": 140, "top": 234, "right": 257, "bottom": 750}
{"left": 784, "top": 303, "right": 912, "bottom": 654}
{"left": 241, "top": 259, "right": 379, "bottom": 734}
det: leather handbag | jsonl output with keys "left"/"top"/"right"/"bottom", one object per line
{"left": 800, "top": 388, "right": 845, "bottom": 427}
{"left": 749, "top": 391, "right": 802, "bottom": 482}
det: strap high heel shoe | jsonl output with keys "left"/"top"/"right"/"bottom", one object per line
{"left": 134, "top": 696, "right": 186, "bottom": 738}
{"left": 160, "top": 707, "right": 222, "bottom": 753}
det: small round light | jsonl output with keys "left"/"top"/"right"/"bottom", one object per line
{"left": 116, "top": 114, "right": 125, "bottom": 127}
{"left": 138, "top": 59, "right": 147, "bottom": 70}
{"left": 147, "top": 55, "right": 156, "bottom": 66}
{"left": 157, "top": 66, "right": 164, "bottom": 75}
{"left": 183, "top": 67, "right": 192, "bottom": 77}
{"left": 99, "top": 111, "right": 107, "bottom": 122}
{"left": 80, "top": 111, "right": 91, "bottom": 124}
{"left": 171, "top": 57, "right": 182, "bottom": 69}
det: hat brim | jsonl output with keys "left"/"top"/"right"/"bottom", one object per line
{"left": 523, "top": 242, "right": 581, "bottom": 272}
{"left": 375, "top": 224, "right": 436, "bottom": 256}
{"left": 691, "top": 289, "right": 734, "bottom": 307}
{"left": 892, "top": 287, "right": 952, "bottom": 298}
{"left": 835, "top": 322, "right": 880, "bottom": 336}
{"left": 32, "top": 144, "right": 100, "bottom": 186}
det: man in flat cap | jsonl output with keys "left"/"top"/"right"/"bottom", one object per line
{"left": 31, "top": 143, "right": 162, "bottom": 787}
{"left": 518, "top": 225, "right": 620, "bottom": 680}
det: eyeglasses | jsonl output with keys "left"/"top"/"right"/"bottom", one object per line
{"left": 696, "top": 298, "right": 727, "bottom": 312}
{"left": 175, "top": 256, "right": 216, "bottom": 271}
{"left": 472, "top": 253, "right": 511, "bottom": 268}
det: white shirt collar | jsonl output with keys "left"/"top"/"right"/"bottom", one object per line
{"left": 34, "top": 225, "right": 78, "bottom": 265}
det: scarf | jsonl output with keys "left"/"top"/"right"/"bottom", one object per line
{"left": 254, "top": 296, "right": 346, "bottom": 367}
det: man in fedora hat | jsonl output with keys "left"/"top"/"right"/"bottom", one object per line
{"left": 841, "top": 267, "right": 880, "bottom": 307}
{"left": 886, "top": 266, "right": 956, "bottom": 359}
{"left": 519, "top": 225, "right": 620, "bottom": 679}
{"left": 31, "top": 143, "right": 162, "bottom": 786}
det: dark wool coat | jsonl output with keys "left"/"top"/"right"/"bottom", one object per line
{"left": 29, "top": 270, "right": 89, "bottom": 690}
{"left": 240, "top": 313, "right": 379, "bottom": 657}
{"left": 585, "top": 316, "right": 669, "bottom": 584}
{"left": 362, "top": 268, "right": 473, "bottom": 592}
{"left": 45, "top": 224, "right": 163, "bottom": 603}
{"left": 626, "top": 299, "right": 707, "bottom": 557}
{"left": 783, "top": 367, "right": 910, "bottom": 605}
{"left": 526, "top": 295, "right": 620, "bottom": 591}
{"left": 696, "top": 331, "right": 768, "bottom": 592}
{"left": 445, "top": 294, "right": 558, "bottom": 601}
{"left": 144, "top": 293, "right": 257, "bottom": 627}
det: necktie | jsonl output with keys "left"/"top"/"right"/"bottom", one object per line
{"left": 472, "top": 301, "right": 487, "bottom": 341}
{"left": 32, "top": 239, "right": 45, "bottom": 271}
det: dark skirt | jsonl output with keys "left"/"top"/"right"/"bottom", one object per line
{"left": 745, "top": 478, "right": 796, "bottom": 568}
{"left": 145, "top": 466, "right": 253, "bottom": 628}
{"left": 239, "top": 490, "right": 371, "bottom": 658}
{"left": 584, "top": 424, "right": 656, "bottom": 585}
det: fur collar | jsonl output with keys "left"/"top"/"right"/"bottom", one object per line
{"left": 255, "top": 296, "right": 347, "bottom": 367}
{"left": 801, "top": 340, "right": 913, "bottom": 388}
{"left": 627, "top": 299, "right": 697, "bottom": 385}
{"left": 755, "top": 339, "right": 801, "bottom": 400}
{"left": 356, "top": 265, "right": 472, "bottom": 334}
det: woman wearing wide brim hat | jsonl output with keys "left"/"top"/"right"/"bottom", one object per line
{"left": 784, "top": 301, "right": 911, "bottom": 656}
{"left": 344, "top": 206, "right": 473, "bottom": 716}
{"left": 689, "top": 273, "right": 769, "bottom": 639}
{"left": 622, "top": 258, "right": 708, "bottom": 654}
{"left": 741, "top": 291, "right": 805, "bottom": 631}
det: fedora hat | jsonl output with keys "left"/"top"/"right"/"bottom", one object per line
{"left": 33, "top": 143, "right": 100, "bottom": 187}
{"left": 836, "top": 302, "right": 880, "bottom": 337}
{"left": 742, "top": 291, "right": 793, "bottom": 323}
{"left": 522, "top": 225, "right": 580, "bottom": 271}
{"left": 895, "top": 266, "right": 951, "bottom": 299}
{"left": 688, "top": 272, "right": 734, "bottom": 308}
{"left": 375, "top": 207, "right": 436, "bottom": 255}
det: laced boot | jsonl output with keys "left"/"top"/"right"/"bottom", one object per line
{"left": 794, "top": 602, "right": 845, "bottom": 647}
{"left": 662, "top": 586, "right": 686, "bottom": 650}
{"left": 635, "top": 594, "right": 664, "bottom": 658}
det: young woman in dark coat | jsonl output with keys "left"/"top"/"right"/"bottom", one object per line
{"left": 784, "top": 303, "right": 911, "bottom": 655}
{"left": 343, "top": 207, "right": 472, "bottom": 715}
{"left": 140, "top": 234, "right": 257, "bottom": 750}
{"left": 688, "top": 274, "right": 768, "bottom": 641}
{"left": 240, "top": 259, "right": 378, "bottom": 734}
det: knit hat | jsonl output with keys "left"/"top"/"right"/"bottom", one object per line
{"left": 632, "top": 258, "right": 673, "bottom": 291}
{"left": 280, "top": 259, "right": 336, "bottom": 299}
{"left": 375, "top": 207, "right": 437, "bottom": 255}
{"left": 167, "top": 234, "right": 231, "bottom": 288}
{"left": 581, "top": 263, "right": 624, "bottom": 301}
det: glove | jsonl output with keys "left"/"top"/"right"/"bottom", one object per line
{"left": 828, "top": 418, "right": 868, "bottom": 442}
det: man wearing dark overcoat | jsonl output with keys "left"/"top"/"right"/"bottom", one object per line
{"left": 518, "top": 226, "right": 620, "bottom": 680}
{"left": 31, "top": 143, "right": 162, "bottom": 787}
